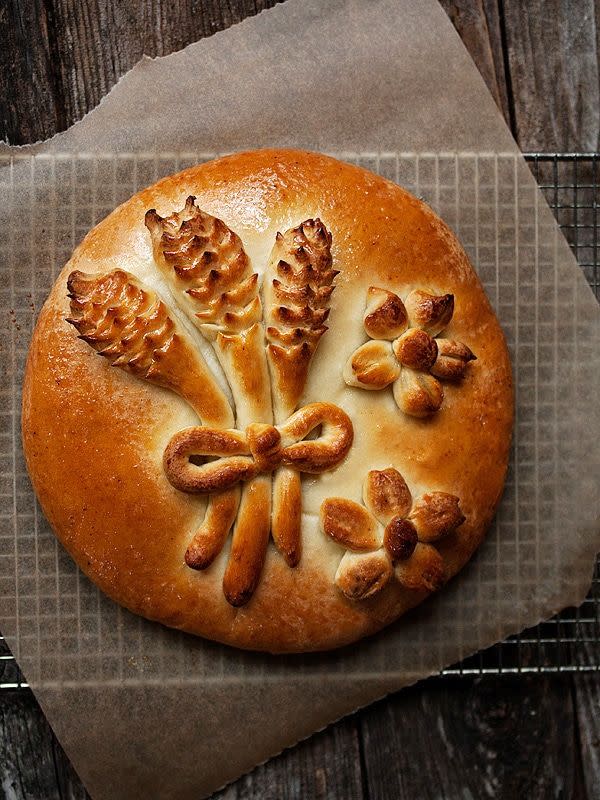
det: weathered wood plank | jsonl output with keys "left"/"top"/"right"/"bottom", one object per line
{"left": 0, "top": 0, "right": 283, "bottom": 145}
{"left": 439, "top": 0, "right": 512, "bottom": 126}
{"left": 0, "top": 689, "right": 363, "bottom": 800}
{"left": 359, "top": 676, "right": 586, "bottom": 800}
{"left": 573, "top": 639, "right": 600, "bottom": 800}
{"left": 503, "top": 0, "right": 600, "bottom": 151}
{"left": 0, "top": 690, "right": 90, "bottom": 800}
{"left": 4, "top": 0, "right": 600, "bottom": 151}
{"left": 0, "top": 1, "right": 66, "bottom": 144}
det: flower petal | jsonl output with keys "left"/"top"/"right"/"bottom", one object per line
{"left": 392, "top": 369, "right": 443, "bottom": 417}
{"left": 363, "top": 286, "right": 408, "bottom": 340}
{"left": 409, "top": 492, "right": 466, "bottom": 541}
{"left": 335, "top": 549, "right": 393, "bottom": 600}
{"left": 404, "top": 289, "right": 454, "bottom": 335}
{"left": 394, "top": 542, "right": 445, "bottom": 591}
{"left": 320, "top": 497, "right": 381, "bottom": 551}
{"left": 431, "top": 339, "right": 476, "bottom": 381}
{"left": 363, "top": 468, "right": 412, "bottom": 523}
{"left": 343, "top": 340, "right": 400, "bottom": 390}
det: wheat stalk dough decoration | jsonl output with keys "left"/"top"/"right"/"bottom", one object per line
{"left": 145, "top": 198, "right": 275, "bottom": 606}
{"left": 66, "top": 198, "right": 477, "bottom": 609}
{"left": 263, "top": 219, "right": 337, "bottom": 565}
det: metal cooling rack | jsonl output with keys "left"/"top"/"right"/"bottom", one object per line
{"left": 0, "top": 153, "right": 598, "bottom": 690}
{"left": 442, "top": 153, "right": 600, "bottom": 675}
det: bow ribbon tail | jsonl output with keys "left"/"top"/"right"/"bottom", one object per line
{"left": 222, "top": 474, "right": 272, "bottom": 607}
{"left": 184, "top": 488, "right": 241, "bottom": 570}
{"left": 271, "top": 466, "right": 303, "bottom": 567}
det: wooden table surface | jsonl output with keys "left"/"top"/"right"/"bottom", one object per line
{"left": 1, "top": 1, "right": 599, "bottom": 798}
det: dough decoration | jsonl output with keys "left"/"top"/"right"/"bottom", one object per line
{"left": 263, "top": 219, "right": 337, "bottom": 566}
{"left": 344, "top": 286, "right": 476, "bottom": 417}
{"left": 65, "top": 269, "right": 232, "bottom": 427}
{"left": 163, "top": 402, "right": 353, "bottom": 493}
{"left": 320, "top": 468, "right": 465, "bottom": 600}
{"left": 66, "top": 201, "right": 472, "bottom": 609}
{"left": 146, "top": 197, "right": 273, "bottom": 606}
{"left": 67, "top": 202, "right": 351, "bottom": 607}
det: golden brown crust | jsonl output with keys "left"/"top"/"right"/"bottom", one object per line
{"left": 222, "top": 475, "right": 272, "bottom": 607}
{"left": 335, "top": 549, "right": 393, "bottom": 600}
{"left": 22, "top": 149, "right": 514, "bottom": 652}
{"left": 147, "top": 195, "right": 274, "bottom": 605}
{"left": 184, "top": 489, "right": 241, "bottom": 569}
{"left": 278, "top": 402, "right": 354, "bottom": 473}
{"left": 409, "top": 492, "right": 466, "bottom": 542}
{"left": 271, "top": 466, "right": 303, "bottom": 567}
{"left": 393, "top": 368, "right": 444, "bottom": 417}
{"left": 162, "top": 402, "right": 354, "bottom": 493}
{"left": 383, "top": 517, "right": 418, "bottom": 563}
{"left": 320, "top": 466, "right": 465, "bottom": 597}
{"left": 405, "top": 289, "right": 454, "bottom": 335}
{"left": 264, "top": 219, "right": 336, "bottom": 567}
{"left": 431, "top": 338, "right": 476, "bottom": 381}
{"left": 394, "top": 543, "right": 445, "bottom": 591}
{"left": 393, "top": 329, "right": 438, "bottom": 371}
{"left": 215, "top": 324, "right": 273, "bottom": 427}
{"left": 321, "top": 498, "right": 381, "bottom": 551}
{"left": 145, "top": 196, "right": 262, "bottom": 336}
{"left": 344, "top": 284, "right": 475, "bottom": 419}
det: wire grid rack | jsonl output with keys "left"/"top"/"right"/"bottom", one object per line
{"left": 443, "top": 153, "right": 600, "bottom": 675}
{"left": 0, "top": 153, "right": 598, "bottom": 690}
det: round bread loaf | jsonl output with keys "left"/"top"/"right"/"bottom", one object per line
{"left": 22, "top": 149, "right": 513, "bottom": 652}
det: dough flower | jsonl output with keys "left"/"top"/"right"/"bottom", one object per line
{"left": 344, "top": 287, "right": 476, "bottom": 417}
{"left": 320, "top": 468, "right": 465, "bottom": 600}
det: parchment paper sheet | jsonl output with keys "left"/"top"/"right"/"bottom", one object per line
{"left": 1, "top": 1, "right": 599, "bottom": 797}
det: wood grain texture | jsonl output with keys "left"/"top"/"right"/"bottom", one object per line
{"left": 211, "top": 715, "right": 363, "bottom": 800}
{"left": 0, "top": 691, "right": 362, "bottom": 800}
{"left": 360, "top": 677, "right": 586, "bottom": 800}
{"left": 0, "top": 0, "right": 66, "bottom": 143}
{"left": 0, "top": 692, "right": 89, "bottom": 800}
{"left": 2, "top": 0, "right": 600, "bottom": 150}
{"left": 0, "top": 0, "right": 283, "bottom": 144}
{"left": 439, "top": 0, "right": 512, "bottom": 126}
{"left": 503, "top": 0, "right": 600, "bottom": 151}
{"left": 573, "top": 640, "right": 600, "bottom": 800}
{"left": 576, "top": 678, "right": 600, "bottom": 800}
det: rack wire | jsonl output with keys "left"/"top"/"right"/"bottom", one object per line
{"left": 442, "top": 153, "right": 600, "bottom": 675}
{"left": 0, "top": 153, "right": 598, "bottom": 690}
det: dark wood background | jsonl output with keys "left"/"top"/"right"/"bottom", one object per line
{"left": 1, "top": 1, "right": 599, "bottom": 798}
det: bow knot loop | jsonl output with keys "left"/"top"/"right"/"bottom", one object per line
{"left": 163, "top": 402, "right": 353, "bottom": 495}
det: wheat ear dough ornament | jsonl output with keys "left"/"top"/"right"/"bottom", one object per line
{"left": 145, "top": 198, "right": 274, "bottom": 606}
{"left": 262, "top": 219, "right": 337, "bottom": 566}
{"left": 65, "top": 268, "right": 241, "bottom": 577}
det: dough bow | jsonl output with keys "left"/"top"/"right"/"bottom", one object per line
{"left": 163, "top": 402, "right": 354, "bottom": 494}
